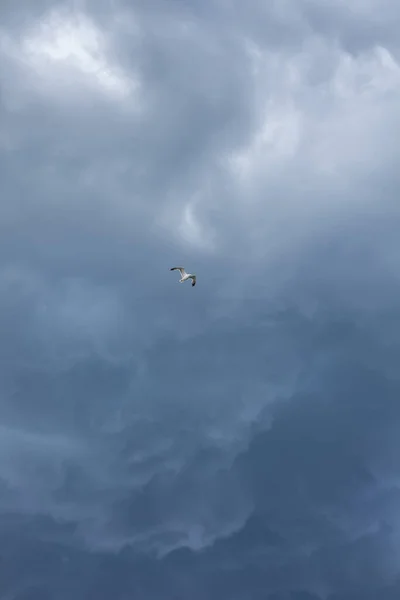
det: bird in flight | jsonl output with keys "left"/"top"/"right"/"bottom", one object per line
{"left": 170, "top": 267, "right": 196, "bottom": 287}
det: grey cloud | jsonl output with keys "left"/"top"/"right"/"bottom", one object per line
{"left": 2, "top": 297, "right": 400, "bottom": 599}
{"left": 1, "top": 0, "right": 400, "bottom": 598}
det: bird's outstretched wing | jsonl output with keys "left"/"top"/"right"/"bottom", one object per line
{"left": 170, "top": 267, "right": 186, "bottom": 276}
{"left": 191, "top": 275, "right": 196, "bottom": 287}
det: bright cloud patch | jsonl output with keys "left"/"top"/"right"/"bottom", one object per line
{"left": 1, "top": 8, "right": 139, "bottom": 105}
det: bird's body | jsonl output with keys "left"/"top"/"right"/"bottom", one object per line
{"left": 170, "top": 267, "right": 196, "bottom": 287}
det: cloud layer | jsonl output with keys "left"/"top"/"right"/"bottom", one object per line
{"left": 1, "top": 0, "right": 400, "bottom": 598}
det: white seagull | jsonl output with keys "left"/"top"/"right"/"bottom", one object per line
{"left": 170, "top": 267, "right": 196, "bottom": 287}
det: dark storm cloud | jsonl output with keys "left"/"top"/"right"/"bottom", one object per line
{"left": 1, "top": 0, "right": 400, "bottom": 599}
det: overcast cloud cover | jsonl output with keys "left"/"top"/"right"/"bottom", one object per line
{"left": 1, "top": 0, "right": 400, "bottom": 598}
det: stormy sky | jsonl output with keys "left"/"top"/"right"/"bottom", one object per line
{"left": 1, "top": 0, "right": 400, "bottom": 598}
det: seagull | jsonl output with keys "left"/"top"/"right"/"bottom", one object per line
{"left": 170, "top": 267, "right": 196, "bottom": 287}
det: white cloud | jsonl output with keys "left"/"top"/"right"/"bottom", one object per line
{"left": 211, "top": 38, "right": 400, "bottom": 268}
{"left": 152, "top": 189, "right": 217, "bottom": 254}
{"left": 0, "top": 7, "right": 140, "bottom": 107}
{"left": 228, "top": 41, "right": 400, "bottom": 182}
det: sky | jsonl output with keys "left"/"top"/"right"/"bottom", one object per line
{"left": 1, "top": 0, "right": 400, "bottom": 599}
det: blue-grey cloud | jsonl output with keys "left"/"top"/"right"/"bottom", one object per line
{"left": 1, "top": 0, "right": 400, "bottom": 599}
